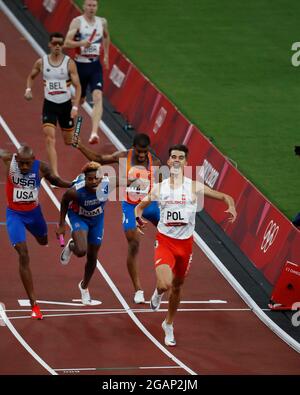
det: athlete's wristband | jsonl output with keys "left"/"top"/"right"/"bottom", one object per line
{"left": 25, "top": 88, "right": 31, "bottom": 93}
{"left": 72, "top": 106, "right": 78, "bottom": 111}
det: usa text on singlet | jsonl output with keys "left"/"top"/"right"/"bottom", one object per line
{"left": 6, "top": 154, "right": 41, "bottom": 211}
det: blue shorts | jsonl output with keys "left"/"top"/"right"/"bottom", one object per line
{"left": 122, "top": 200, "right": 160, "bottom": 232}
{"left": 6, "top": 206, "right": 47, "bottom": 246}
{"left": 75, "top": 59, "right": 103, "bottom": 97}
{"left": 68, "top": 209, "right": 104, "bottom": 246}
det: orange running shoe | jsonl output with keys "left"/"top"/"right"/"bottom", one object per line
{"left": 31, "top": 304, "right": 43, "bottom": 320}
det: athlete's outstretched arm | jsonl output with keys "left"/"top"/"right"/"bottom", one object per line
{"left": 196, "top": 181, "right": 237, "bottom": 222}
{"left": 56, "top": 188, "right": 77, "bottom": 237}
{"left": 24, "top": 58, "right": 42, "bottom": 100}
{"left": 39, "top": 161, "right": 73, "bottom": 188}
{"left": 134, "top": 184, "right": 160, "bottom": 227}
{"left": 0, "top": 149, "right": 12, "bottom": 168}
{"left": 75, "top": 141, "right": 126, "bottom": 164}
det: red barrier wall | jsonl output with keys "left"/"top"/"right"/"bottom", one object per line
{"left": 24, "top": 0, "right": 300, "bottom": 286}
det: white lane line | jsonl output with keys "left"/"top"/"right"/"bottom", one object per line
{"left": 18, "top": 299, "right": 102, "bottom": 307}
{"left": 193, "top": 232, "right": 300, "bottom": 353}
{"left": 6, "top": 307, "right": 271, "bottom": 313}
{"left": 6, "top": 308, "right": 259, "bottom": 321}
{"left": 0, "top": 305, "right": 57, "bottom": 375}
{"left": 0, "top": 116, "right": 196, "bottom": 375}
{"left": 147, "top": 300, "right": 228, "bottom": 304}
{"left": 54, "top": 365, "right": 181, "bottom": 372}
{"left": 0, "top": 303, "right": 6, "bottom": 326}
{"left": 6, "top": 309, "right": 129, "bottom": 312}
{"left": 18, "top": 298, "right": 227, "bottom": 307}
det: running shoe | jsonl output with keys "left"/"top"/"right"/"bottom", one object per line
{"left": 150, "top": 288, "right": 163, "bottom": 311}
{"left": 60, "top": 239, "right": 73, "bottom": 265}
{"left": 78, "top": 281, "right": 92, "bottom": 305}
{"left": 31, "top": 304, "right": 43, "bottom": 320}
{"left": 134, "top": 290, "right": 145, "bottom": 304}
{"left": 162, "top": 320, "right": 176, "bottom": 346}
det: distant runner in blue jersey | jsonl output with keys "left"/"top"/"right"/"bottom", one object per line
{"left": 56, "top": 161, "right": 111, "bottom": 305}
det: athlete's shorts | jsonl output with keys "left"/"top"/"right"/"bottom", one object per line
{"left": 42, "top": 99, "right": 74, "bottom": 131}
{"left": 122, "top": 200, "right": 160, "bottom": 232}
{"left": 6, "top": 206, "right": 47, "bottom": 246}
{"left": 68, "top": 209, "right": 104, "bottom": 246}
{"left": 75, "top": 59, "right": 103, "bottom": 97}
{"left": 154, "top": 232, "right": 193, "bottom": 279}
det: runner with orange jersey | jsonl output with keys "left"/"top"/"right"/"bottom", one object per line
{"left": 73, "top": 133, "right": 161, "bottom": 303}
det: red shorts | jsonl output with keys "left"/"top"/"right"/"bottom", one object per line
{"left": 154, "top": 232, "right": 193, "bottom": 279}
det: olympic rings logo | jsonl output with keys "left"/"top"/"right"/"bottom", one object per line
{"left": 260, "top": 220, "right": 279, "bottom": 253}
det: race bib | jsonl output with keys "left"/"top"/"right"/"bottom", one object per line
{"left": 79, "top": 206, "right": 103, "bottom": 217}
{"left": 13, "top": 188, "right": 38, "bottom": 203}
{"left": 47, "top": 80, "right": 67, "bottom": 95}
{"left": 81, "top": 43, "right": 100, "bottom": 57}
{"left": 163, "top": 207, "right": 188, "bottom": 226}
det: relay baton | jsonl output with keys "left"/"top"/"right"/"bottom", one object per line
{"left": 72, "top": 115, "right": 83, "bottom": 147}
{"left": 58, "top": 234, "right": 65, "bottom": 247}
{"left": 56, "top": 225, "right": 65, "bottom": 247}
{"left": 89, "top": 28, "right": 97, "bottom": 43}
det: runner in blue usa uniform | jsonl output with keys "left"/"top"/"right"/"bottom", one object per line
{"left": 56, "top": 161, "right": 110, "bottom": 305}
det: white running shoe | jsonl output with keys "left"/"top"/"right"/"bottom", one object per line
{"left": 60, "top": 239, "right": 73, "bottom": 265}
{"left": 134, "top": 290, "right": 145, "bottom": 304}
{"left": 150, "top": 288, "right": 163, "bottom": 311}
{"left": 78, "top": 281, "right": 92, "bottom": 305}
{"left": 162, "top": 320, "right": 176, "bottom": 346}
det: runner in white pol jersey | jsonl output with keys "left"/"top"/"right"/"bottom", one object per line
{"left": 135, "top": 144, "right": 237, "bottom": 347}
{"left": 157, "top": 176, "right": 197, "bottom": 240}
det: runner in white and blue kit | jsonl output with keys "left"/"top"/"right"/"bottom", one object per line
{"left": 57, "top": 161, "right": 110, "bottom": 305}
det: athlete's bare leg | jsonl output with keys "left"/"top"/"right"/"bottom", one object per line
{"left": 125, "top": 229, "right": 142, "bottom": 292}
{"left": 62, "top": 129, "right": 74, "bottom": 146}
{"left": 43, "top": 124, "right": 59, "bottom": 176}
{"left": 14, "top": 242, "right": 36, "bottom": 307}
{"left": 88, "top": 89, "right": 102, "bottom": 144}
{"left": 155, "top": 264, "right": 173, "bottom": 293}
{"left": 81, "top": 243, "right": 101, "bottom": 289}
{"left": 71, "top": 229, "right": 88, "bottom": 257}
{"left": 166, "top": 276, "right": 184, "bottom": 325}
